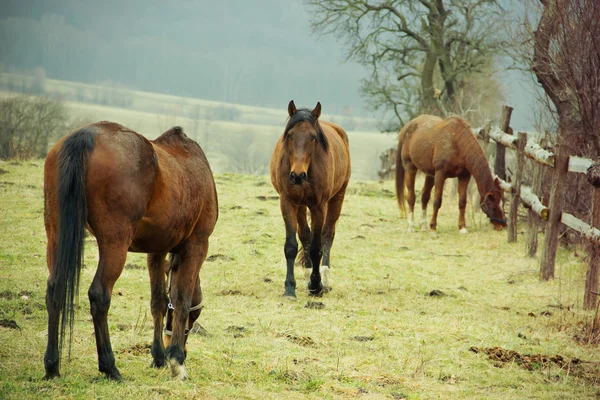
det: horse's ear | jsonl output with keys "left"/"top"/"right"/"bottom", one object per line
{"left": 288, "top": 100, "right": 297, "bottom": 117}
{"left": 312, "top": 102, "right": 321, "bottom": 119}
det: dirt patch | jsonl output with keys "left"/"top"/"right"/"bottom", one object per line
{"left": 352, "top": 336, "right": 374, "bottom": 342}
{"left": 0, "top": 290, "right": 32, "bottom": 300}
{"left": 217, "top": 289, "right": 243, "bottom": 296}
{"left": 470, "top": 346, "right": 600, "bottom": 384}
{"left": 256, "top": 195, "right": 279, "bottom": 201}
{"left": 0, "top": 319, "right": 21, "bottom": 330}
{"left": 190, "top": 322, "right": 209, "bottom": 337}
{"left": 124, "top": 263, "right": 144, "bottom": 270}
{"left": 429, "top": 289, "right": 446, "bottom": 297}
{"left": 207, "top": 254, "right": 234, "bottom": 262}
{"left": 278, "top": 333, "right": 316, "bottom": 347}
{"left": 305, "top": 301, "right": 325, "bottom": 309}
{"left": 226, "top": 325, "right": 247, "bottom": 338}
{"left": 0, "top": 168, "right": 8, "bottom": 175}
{"left": 119, "top": 342, "right": 151, "bottom": 356}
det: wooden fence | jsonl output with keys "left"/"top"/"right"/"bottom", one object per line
{"left": 378, "top": 105, "right": 600, "bottom": 309}
{"left": 477, "top": 105, "right": 600, "bottom": 310}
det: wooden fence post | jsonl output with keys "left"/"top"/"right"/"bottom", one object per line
{"left": 526, "top": 138, "right": 547, "bottom": 257}
{"left": 584, "top": 163, "right": 600, "bottom": 309}
{"left": 540, "top": 143, "right": 569, "bottom": 280}
{"left": 508, "top": 132, "right": 527, "bottom": 243}
{"left": 482, "top": 120, "right": 492, "bottom": 163}
{"left": 494, "top": 105, "right": 513, "bottom": 181}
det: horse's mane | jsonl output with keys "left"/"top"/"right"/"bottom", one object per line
{"left": 283, "top": 109, "right": 328, "bottom": 151}
{"left": 452, "top": 118, "right": 498, "bottom": 196}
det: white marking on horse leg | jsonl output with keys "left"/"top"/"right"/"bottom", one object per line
{"left": 407, "top": 211, "right": 415, "bottom": 232}
{"left": 321, "top": 265, "right": 331, "bottom": 293}
{"left": 304, "top": 267, "right": 311, "bottom": 283}
{"left": 169, "top": 359, "right": 188, "bottom": 381}
{"left": 421, "top": 209, "right": 428, "bottom": 230}
{"left": 459, "top": 227, "right": 468, "bottom": 234}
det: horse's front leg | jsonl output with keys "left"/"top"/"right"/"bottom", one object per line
{"left": 421, "top": 176, "right": 434, "bottom": 231}
{"left": 457, "top": 175, "right": 471, "bottom": 234}
{"left": 430, "top": 171, "right": 447, "bottom": 232}
{"left": 280, "top": 199, "right": 299, "bottom": 298}
{"left": 297, "top": 206, "right": 312, "bottom": 284}
{"left": 166, "top": 238, "right": 208, "bottom": 380}
{"left": 147, "top": 253, "right": 168, "bottom": 368}
{"left": 308, "top": 203, "right": 327, "bottom": 296}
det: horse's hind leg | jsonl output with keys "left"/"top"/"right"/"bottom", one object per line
{"left": 321, "top": 190, "right": 346, "bottom": 293}
{"left": 404, "top": 168, "right": 418, "bottom": 232}
{"left": 148, "top": 253, "right": 168, "bottom": 368}
{"left": 430, "top": 170, "right": 447, "bottom": 232}
{"left": 166, "top": 237, "right": 209, "bottom": 380}
{"left": 421, "top": 176, "right": 434, "bottom": 231}
{"left": 88, "top": 241, "right": 129, "bottom": 381}
{"left": 43, "top": 224, "right": 60, "bottom": 379}
{"left": 297, "top": 206, "right": 312, "bottom": 283}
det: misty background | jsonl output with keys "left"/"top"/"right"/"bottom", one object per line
{"left": 0, "top": 0, "right": 540, "bottom": 178}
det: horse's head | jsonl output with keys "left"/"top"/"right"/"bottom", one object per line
{"left": 480, "top": 177, "right": 507, "bottom": 230}
{"left": 283, "top": 100, "right": 328, "bottom": 185}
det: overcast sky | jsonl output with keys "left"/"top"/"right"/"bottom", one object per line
{"left": 0, "top": 0, "right": 539, "bottom": 130}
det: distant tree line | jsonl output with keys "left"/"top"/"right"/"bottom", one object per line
{"left": 0, "top": 95, "right": 82, "bottom": 159}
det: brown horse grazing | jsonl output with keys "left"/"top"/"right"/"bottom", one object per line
{"left": 395, "top": 114, "right": 506, "bottom": 233}
{"left": 270, "top": 101, "right": 351, "bottom": 298}
{"left": 43, "top": 122, "right": 218, "bottom": 381}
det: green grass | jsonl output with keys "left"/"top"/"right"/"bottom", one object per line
{"left": 0, "top": 160, "right": 598, "bottom": 399}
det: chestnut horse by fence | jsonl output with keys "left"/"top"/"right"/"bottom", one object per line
{"left": 43, "top": 122, "right": 218, "bottom": 381}
{"left": 395, "top": 114, "right": 506, "bottom": 233}
{"left": 270, "top": 101, "right": 351, "bottom": 298}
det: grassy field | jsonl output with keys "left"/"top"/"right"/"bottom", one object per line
{"left": 0, "top": 159, "right": 598, "bottom": 399}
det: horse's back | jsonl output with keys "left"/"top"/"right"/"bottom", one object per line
{"left": 132, "top": 127, "right": 218, "bottom": 251}
{"left": 400, "top": 114, "right": 474, "bottom": 175}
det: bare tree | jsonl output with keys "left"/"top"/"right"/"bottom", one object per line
{"left": 531, "top": 0, "right": 600, "bottom": 155}
{"left": 305, "top": 0, "right": 510, "bottom": 131}
{"left": 0, "top": 95, "right": 73, "bottom": 159}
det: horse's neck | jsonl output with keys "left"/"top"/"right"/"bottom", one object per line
{"left": 460, "top": 131, "right": 495, "bottom": 197}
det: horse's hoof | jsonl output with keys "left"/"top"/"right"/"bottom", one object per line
{"left": 150, "top": 359, "right": 167, "bottom": 369}
{"left": 169, "top": 359, "right": 188, "bottom": 381}
{"left": 308, "top": 281, "right": 323, "bottom": 297}
{"left": 282, "top": 292, "right": 297, "bottom": 301}
{"left": 43, "top": 372, "right": 60, "bottom": 380}
{"left": 459, "top": 228, "right": 468, "bottom": 234}
{"left": 283, "top": 286, "right": 297, "bottom": 299}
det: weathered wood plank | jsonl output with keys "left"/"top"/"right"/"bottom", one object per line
{"left": 524, "top": 140, "right": 555, "bottom": 167}
{"left": 496, "top": 176, "right": 512, "bottom": 193}
{"left": 489, "top": 126, "right": 517, "bottom": 149}
{"left": 568, "top": 156, "right": 593, "bottom": 174}
{"left": 561, "top": 212, "right": 600, "bottom": 241}
{"left": 521, "top": 185, "right": 549, "bottom": 221}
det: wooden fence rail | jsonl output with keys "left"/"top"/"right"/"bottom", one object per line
{"left": 481, "top": 105, "right": 599, "bottom": 309}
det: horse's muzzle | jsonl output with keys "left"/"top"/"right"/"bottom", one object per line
{"left": 290, "top": 171, "right": 307, "bottom": 185}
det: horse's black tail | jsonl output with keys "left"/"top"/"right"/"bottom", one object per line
{"left": 54, "top": 128, "right": 95, "bottom": 359}
{"left": 395, "top": 133, "right": 406, "bottom": 217}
